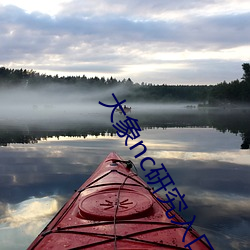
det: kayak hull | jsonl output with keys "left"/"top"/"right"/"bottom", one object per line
{"left": 28, "top": 152, "right": 212, "bottom": 249}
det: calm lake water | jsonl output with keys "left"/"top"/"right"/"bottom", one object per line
{"left": 0, "top": 104, "right": 250, "bottom": 250}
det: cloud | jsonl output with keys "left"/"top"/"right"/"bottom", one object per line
{"left": 3, "top": 4, "right": 249, "bottom": 48}
{"left": 0, "top": 1, "right": 250, "bottom": 84}
{"left": 58, "top": 0, "right": 236, "bottom": 19}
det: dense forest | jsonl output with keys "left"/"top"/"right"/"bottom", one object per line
{"left": 0, "top": 63, "right": 250, "bottom": 104}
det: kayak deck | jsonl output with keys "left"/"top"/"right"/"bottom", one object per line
{"left": 28, "top": 152, "right": 212, "bottom": 249}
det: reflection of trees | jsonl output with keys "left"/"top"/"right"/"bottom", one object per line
{"left": 241, "top": 133, "right": 250, "bottom": 149}
{"left": 0, "top": 123, "right": 115, "bottom": 146}
{"left": 0, "top": 131, "right": 38, "bottom": 146}
{"left": 0, "top": 109, "right": 250, "bottom": 149}
{"left": 138, "top": 109, "right": 250, "bottom": 149}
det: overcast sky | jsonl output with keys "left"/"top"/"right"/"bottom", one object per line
{"left": 0, "top": 0, "right": 250, "bottom": 85}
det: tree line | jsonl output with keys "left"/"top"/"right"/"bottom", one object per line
{"left": 0, "top": 63, "right": 249, "bottom": 104}
{"left": 208, "top": 63, "right": 250, "bottom": 105}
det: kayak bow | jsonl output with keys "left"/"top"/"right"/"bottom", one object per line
{"left": 28, "top": 152, "right": 212, "bottom": 249}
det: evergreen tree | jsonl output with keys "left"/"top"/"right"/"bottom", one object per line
{"left": 242, "top": 63, "right": 250, "bottom": 83}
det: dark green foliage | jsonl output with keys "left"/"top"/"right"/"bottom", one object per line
{"left": 209, "top": 63, "right": 250, "bottom": 104}
{"left": 242, "top": 63, "right": 250, "bottom": 82}
{"left": 0, "top": 63, "right": 250, "bottom": 104}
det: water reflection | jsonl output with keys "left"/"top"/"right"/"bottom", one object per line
{"left": 0, "top": 196, "right": 59, "bottom": 228}
{"left": 0, "top": 109, "right": 250, "bottom": 249}
{"left": 0, "top": 196, "right": 62, "bottom": 250}
{"left": 0, "top": 108, "right": 250, "bottom": 149}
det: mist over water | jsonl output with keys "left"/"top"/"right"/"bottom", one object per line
{"left": 0, "top": 84, "right": 199, "bottom": 125}
{"left": 0, "top": 85, "right": 103, "bottom": 122}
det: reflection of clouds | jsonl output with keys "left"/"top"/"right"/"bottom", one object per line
{"left": 42, "top": 134, "right": 119, "bottom": 142}
{"left": 183, "top": 189, "right": 250, "bottom": 216}
{"left": 0, "top": 138, "right": 129, "bottom": 205}
{"left": 3, "top": 137, "right": 123, "bottom": 178}
{"left": 141, "top": 141, "right": 186, "bottom": 150}
{"left": 191, "top": 191, "right": 250, "bottom": 249}
{"left": 150, "top": 150, "right": 250, "bottom": 166}
{"left": 0, "top": 196, "right": 61, "bottom": 250}
{"left": 0, "top": 196, "right": 59, "bottom": 230}
{"left": 38, "top": 136, "right": 122, "bottom": 164}
{"left": 159, "top": 188, "right": 250, "bottom": 249}
{"left": 0, "top": 202, "right": 7, "bottom": 218}
{"left": 142, "top": 127, "right": 243, "bottom": 152}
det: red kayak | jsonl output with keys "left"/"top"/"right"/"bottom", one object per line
{"left": 28, "top": 152, "right": 213, "bottom": 249}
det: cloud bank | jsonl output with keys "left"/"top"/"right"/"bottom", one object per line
{"left": 0, "top": 0, "right": 250, "bottom": 84}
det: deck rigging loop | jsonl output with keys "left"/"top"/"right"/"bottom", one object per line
{"left": 107, "top": 158, "right": 138, "bottom": 174}
{"left": 113, "top": 170, "right": 137, "bottom": 250}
